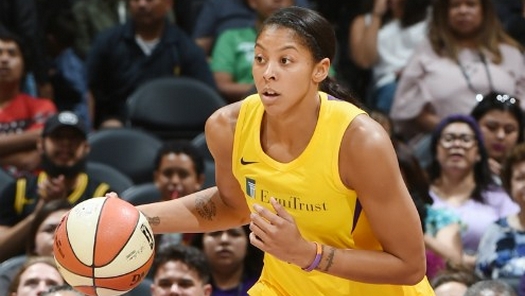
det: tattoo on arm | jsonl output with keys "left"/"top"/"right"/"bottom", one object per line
{"left": 320, "top": 246, "right": 335, "bottom": 272}
{"left": 195, "top": 194, "right": 217, "bottom": 221}
{"left": 147, "top": 216, "right": 160, "bottom": 226}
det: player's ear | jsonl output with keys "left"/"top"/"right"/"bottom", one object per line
{"left": 312, "top": 57, "right": 330, "bottom": 83}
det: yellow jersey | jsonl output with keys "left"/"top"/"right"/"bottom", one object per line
{"left": 232, "top": 92, "right": 434, "bottom": 295}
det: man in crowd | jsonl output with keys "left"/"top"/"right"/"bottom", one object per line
{"left": 0, "top": 111, "right": 111, "bottom": 261}
{"left": 150, "top": 244, "right": 212, "bottom": 296}
{"left": 0, "top": 28, "right": 57, "bottom": 177}
{"left": 87, "top": 0, "right": 215, "bottom": 128}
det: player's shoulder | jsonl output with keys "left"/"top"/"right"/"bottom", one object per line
{"left": 205, "top": 100, "right": 242, "bottom": 141}
{"left": 345, "top": 114, "right": 392, "bottom": 150}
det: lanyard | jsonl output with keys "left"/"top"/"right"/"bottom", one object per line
{"left": 458, "top": 52, "right": 494, "bottom": 95}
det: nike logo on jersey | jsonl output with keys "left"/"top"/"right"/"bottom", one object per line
{"left": 240, "top": 157, "right": 258, "bottom": 165}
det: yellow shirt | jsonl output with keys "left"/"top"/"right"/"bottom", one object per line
{"left": 232, "top": 92, "right": 435, "bottom": 295}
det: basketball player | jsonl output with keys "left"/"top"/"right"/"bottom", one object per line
{"left": 116, "top": 6, "right": 435, "bottom": 295}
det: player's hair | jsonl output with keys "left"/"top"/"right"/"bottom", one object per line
{"left": 260, "top": 7, "right": 363, "bottom": 107}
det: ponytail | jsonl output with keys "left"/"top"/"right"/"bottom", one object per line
{"left": 320, "top": 76, "right": 366, "bottom": 109}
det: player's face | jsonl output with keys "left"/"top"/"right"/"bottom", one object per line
{"left": 202, "top": 227, "right": 248, "bottom": 270}
{"left": 252, "top": 26, "right": 325, "bottom": 116}
{"left": 154, "top": 153, "right": 203, "bottom": 201}
{"left": 42, "top": 127, "right": 89, "bottom": 167}
{"left": 0, "top": 40, "right": 24, "bottom": 84}
{"left": 478, "top": 110, "right": 519, "bottom": 162}
{"left": 150, "top": 261, "right": 211, "bottom": 296}
{"left": 34, "top": 209, "right": 69, "bottom": 256}
{"left": 13, "top": 263, "right": 64, "bottom": 296}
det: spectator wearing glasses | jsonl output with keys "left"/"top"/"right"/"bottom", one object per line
{"left": 428, "top": 114, "right": 519, "bottom": 268}
{"left": 471, "top": 92, "right": 524, "bottom": 184}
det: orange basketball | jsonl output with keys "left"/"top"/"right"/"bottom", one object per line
{"left": 53, "top": 196, "right": 155, "bottom": 296}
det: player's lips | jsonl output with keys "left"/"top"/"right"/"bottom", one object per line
{"left": 261, "top": 88, "right": 280, "bottom": 100}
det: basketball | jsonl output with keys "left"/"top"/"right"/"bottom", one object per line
{"left": 53, "top": 196, "right": 155, "bottom": 296}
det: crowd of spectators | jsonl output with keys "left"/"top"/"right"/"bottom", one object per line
{"left": 1, "top": 0, "right": 525, "bottom": 295}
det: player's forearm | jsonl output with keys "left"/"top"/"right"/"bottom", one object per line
{"left": 310, "top": 246, "right": 426, "bottom": 285}
{"left": 137, "top": 187, "right": 248, "bottom": 234}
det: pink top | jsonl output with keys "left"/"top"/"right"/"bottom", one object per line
{"left": 390, "top": 38, "right": 525, "bottom": 139}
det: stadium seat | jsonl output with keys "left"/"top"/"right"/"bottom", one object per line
{"left": 87, "top": 128, "right": 163, "bottom": 184}
{"left": 126, "top": 77, "right": 226, "bottom": 141}
{"left": 0, "top": 255, "right": 27, "bottom": 296}
{"left": 86, "top": 162, "right": 134, "bottom": 194}
{"left": 121, "top": 183, "right": 161, "bottom": 206}
{"left": 0, "top": 168, "right": 13, "bottom": 195}
{"left": 191, "top": 132, "right": 215, "bottom": 188}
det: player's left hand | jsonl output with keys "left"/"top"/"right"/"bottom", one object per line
{"left": 249, "top": 197, "right": 314, "bottom": 268}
